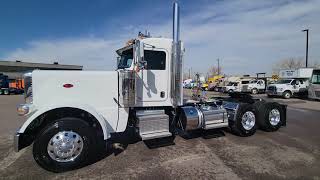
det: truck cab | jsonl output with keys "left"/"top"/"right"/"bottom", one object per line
{"left": 267, "top": 78, "right": 308, "bottom": 99}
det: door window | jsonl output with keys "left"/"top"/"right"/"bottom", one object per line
{"left": 144, "top": 50, "right": 166, "bottom": 70}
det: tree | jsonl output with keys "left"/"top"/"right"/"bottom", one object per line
{"left": 208, "top": 66, "right": 222, "bottom": 77}
{"left": 273, "top": 57, "right": 304, "bottom": 74}
{"left": 273, "top": 58, "right": 320, "bottom": 75}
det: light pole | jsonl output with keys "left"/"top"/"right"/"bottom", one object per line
{"left": 302, "top": 29, "right": 309, "bottom": 68}
{"left": 217, "top": 58, "right": 220, "bottom": 75}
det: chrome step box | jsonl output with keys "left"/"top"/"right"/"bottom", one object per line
{"left": 136, "top": 110, "right": 172, "bottom": 140}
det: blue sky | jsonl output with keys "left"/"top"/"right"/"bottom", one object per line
{"left": 1, "top": 0, "right": 319, "bottom": 75}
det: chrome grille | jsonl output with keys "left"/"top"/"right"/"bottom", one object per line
{"left": 242, "top": 85, "right": 248, "bottom": 91}
{"left": 268, "top": 86, "right": 276, "bottom": 92}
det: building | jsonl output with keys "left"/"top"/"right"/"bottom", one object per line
{"left": 0, "top": 60, "right": 83, "bottom": 79}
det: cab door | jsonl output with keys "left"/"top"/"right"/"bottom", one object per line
{"left": 136, "top": 49, "right": 169, "bottom": 103}
{"left": 291, "top": 80, "right": 300, "bottom": 93}
{"left": 257, "top": 80, "right": 264, "bottom": 90}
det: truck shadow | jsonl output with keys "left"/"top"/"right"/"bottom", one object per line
{"left": 86, "top": 127, "right": 226, "bottom": 169}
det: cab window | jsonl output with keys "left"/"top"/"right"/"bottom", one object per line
{"left": 144, "top": 50, "right": 166, "bottom": 70}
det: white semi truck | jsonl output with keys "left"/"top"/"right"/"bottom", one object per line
{"left": 267, "top": 68, "right": 313, "bottom": 99}
{"left": 14, "top": 3, "right": 287, "bottom": 172}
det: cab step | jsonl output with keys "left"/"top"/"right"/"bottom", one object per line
{"left": 140, "top": 131, "right": 172, "bottom": 140}
{"left": 136, "top": 110, "right": 172, "bottom": 140}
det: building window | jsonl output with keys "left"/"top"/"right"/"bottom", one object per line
{"left": 144, "top": 50, "right": 166, "bottom": 70}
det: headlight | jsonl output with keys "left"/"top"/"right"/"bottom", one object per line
{"left": 23, "top": 72, "right": 33, "bottom": 103}
{"left": 17, "top": 104, "right": 30, "bottom": 116}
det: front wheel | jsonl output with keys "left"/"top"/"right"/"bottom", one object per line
{"left": 4, "top": 89, "right": 9, "bottom": 95}
{"left": 283, "top": 91, "right": 291, "bottom": 99}
{"left": 251, "top": 88, "right": 258, "bottom": 94}
{"left": 33, "top": 117, "right": 98, "bottom": 172}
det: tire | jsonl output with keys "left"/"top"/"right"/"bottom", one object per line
{"left": 229, "top": 103, "right": 257, "bottom": 137}
{"left": 251, "top": 88, "right": 258, "bottom": 95}
{"left": 33, "top": 117, "right": 98, "bottom": 172}
{"left": 255, "top": 102, "right": 284, "bottom": 132}
{"left": 283, "top": 91, "right": 291, "bottom": 99}
{"left": 4, "top": 89, "right": 9, "bottom": 95}
{"left": 228, "top": 89, "right": 234, "bottom": 93}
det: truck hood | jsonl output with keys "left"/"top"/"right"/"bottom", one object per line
{"left": 268, "top": 84, "right": 288, "bottom": 88}
{"left": 32, "top": 70, "right": 119, "bottom": 109}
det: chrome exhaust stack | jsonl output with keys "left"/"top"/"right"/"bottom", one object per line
{"left": 171, "top": 1, "right": 183, "bottom": 107}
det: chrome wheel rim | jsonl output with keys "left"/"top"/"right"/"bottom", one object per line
{"left": 285, "top": 93, "right": 290, "bottom": 98}
{"left": 47, "top": 131, "right": 83, "bottom": 162}
{"left": 241, "top": 111, "right": 255, "bottom": 130}
{"left": 269, "top": 109, "right": 281, "bottom": 126}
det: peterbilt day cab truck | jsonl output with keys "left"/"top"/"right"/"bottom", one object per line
{"left": 14, "top": 3, "right": 287, "bottom": 172}
{"left": 267, "top": 68, "right": 313, "bottom": 99}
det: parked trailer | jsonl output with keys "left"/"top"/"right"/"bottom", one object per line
{"left": 14, "top": 2, "right": 287, "bottom": 172}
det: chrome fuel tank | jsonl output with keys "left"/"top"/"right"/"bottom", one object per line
{"left": 180, "top": 104, "right": 228, "bottom": 131}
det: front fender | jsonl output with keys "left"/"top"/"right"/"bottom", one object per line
{"left": 18, "top": 104, "right": 111, "bottom": 139}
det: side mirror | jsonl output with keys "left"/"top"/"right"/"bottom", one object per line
{"left": 116, "top": 56, "right": 121, "bottom": 68}
{"left": 136, "top": 41, "right": 147, "bottom": 70}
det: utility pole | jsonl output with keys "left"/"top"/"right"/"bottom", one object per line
{"left": 217, "top": 58, "right": 220, "bottom": 75}
{"left": 302, "top": 29, "right": 309, "bottom": 68}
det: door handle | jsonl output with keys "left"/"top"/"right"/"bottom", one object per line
{"left": 160, "top": 91, "right": 165, "bottom": 98}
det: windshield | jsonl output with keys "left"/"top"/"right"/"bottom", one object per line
{"left": 249, "top": 80, "right": 257, "bottom": 83}
{"left": 227, "top": 82, "right": 238, "bottom": 86}
{"left": 311, "top": 70, "right": 320, "bottom": 84}
{"left": 275, "top": 79, "right": 292, "bottom": 84}
{"left": 117, "top": 49, "right": 133, "bottom": 69}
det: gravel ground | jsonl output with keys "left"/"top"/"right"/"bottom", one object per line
{"left": 0, "top": 94, "right": 319, "bottom": 180}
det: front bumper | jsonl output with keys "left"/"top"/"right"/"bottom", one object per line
{"left": 266, "top": 90, "right": 282, "bottom": 96}
{"left": 14, "top": 131, "right": 32, "bottom": 152}
{"left": 14, "top": 132, "right": 20, "bottom": 152}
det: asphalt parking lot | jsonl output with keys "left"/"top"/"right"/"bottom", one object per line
{"left": 0, "top": 94, "right": 320, "bottom": 180}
